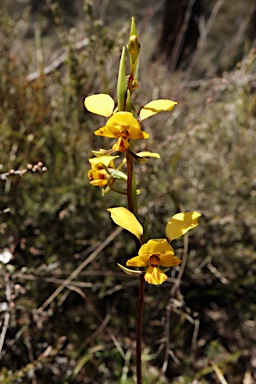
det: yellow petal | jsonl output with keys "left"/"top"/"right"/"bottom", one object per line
{"left": 88, "top": 169, "right": 108, "bottom": 186}
{"left": 107, "top": 207, "right": 143, "bottom": 242}
{"left": 160, "top": 254, "right": 181, "bottom": 267}
{"left": 90, "top": 179, "right": 108, "bottom": 187}
{"left": 166, "top": 211, "right": 201, "bottom": 241}
{"left": 112, "top": 137, "right": 130, "bottom": 152}
{"left": 136, "top": 151, "right": 160, "bottom": 159}
{"left": 139, "top": 239, "right": 174, "bottom": 257}
{"left": 139, "top": 99, "right": 177, "bottom": 121}
{"left": 126, "top": 254, "right": 149, "bottom": 267}
{"left": 145, "top": 265, "right": 168, "bottom": 285}
{"left": 84, "top": 94, "right": 114, "bottom": 117}
{"left": 128, "top": 127, "right": 149, "bottom": 140}
{"left": 94, "top": 125, "right": 120, "bottom": 138}
{"left": 89, "top": 155, "right": 118, "bottom": 168}
{"left": 106, "top": 111, "right": 140, "bottom": 130}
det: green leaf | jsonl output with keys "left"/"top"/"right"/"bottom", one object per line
{"left": 109, "top": 169, "right": 127, "bottom": 181}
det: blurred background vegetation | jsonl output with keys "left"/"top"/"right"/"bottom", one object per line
{"left": 0, "top": 0, "right": 256, "bottom": 383}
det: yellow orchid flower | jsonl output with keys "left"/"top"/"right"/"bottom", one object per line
{"left": 84, "top": 94, "right": 177, "bottom": 152}
{"left": 127, "top": 239, "right": 181, "bottom": 285}
{"left": 94, "top": 112, "right": 149, "bottom": 152}
{"left": 108, "top": 207, "right": 201, "bottom": 285}
{"left": 88, "top": 155, "right": 118, "bottom": 187}
{"left": 84, "top": 93, "right": 177, "bottom": 121}
{"left": 89, "top": 152, "right": 159, "bottom": 190}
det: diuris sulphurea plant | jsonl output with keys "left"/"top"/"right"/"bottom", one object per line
{"left": 84, "top": 17, "right": 200, "bottom": 384}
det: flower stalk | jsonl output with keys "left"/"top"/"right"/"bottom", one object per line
{"left": 136, "top": 274, "right": 145, "bottom": 384}
{"left": 126, "top": 150, "right": 138, "bottom": 217}
{"left": 126, "top": 146, "right": 144, "bottom": 384}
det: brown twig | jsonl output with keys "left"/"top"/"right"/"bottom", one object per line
{"left": 1, "top": 337, "right": 66, "bottom": 384}
{"left": 0, "top": 272, "right": 12, "bottom": 358}
{"left": 36, "top": 226, "right": 122, "bottom": 314}
{"left": 0, "top": 162, "right": 47, "bottom": 181}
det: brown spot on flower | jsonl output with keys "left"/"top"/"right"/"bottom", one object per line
{"left": 120, "top": 126, "right": 129, "bottom": 139}
{"left": 149, "top": 254, "right": 160, "bottom": 267}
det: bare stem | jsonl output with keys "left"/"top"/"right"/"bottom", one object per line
{"left": 136, "top": 274, "right": 145, "bottom": 384}
{"left": 126, "top": 150, "right": 145, "bottom": 384}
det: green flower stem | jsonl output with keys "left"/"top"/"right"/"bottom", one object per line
{"left": 126, "top": 150, "right": 136, "bottom": 216}
{"left": 108, "top": 185, "right": 127, "bottom": 195}
{"left": 126, "top": 149, "right": 145, "bottom": 384}
{"left": 126, "top": 150, "right": 138, "bottom": 217}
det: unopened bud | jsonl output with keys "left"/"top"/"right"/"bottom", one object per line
{"left": 117, "top": 46, "right": 127, "bottom": 112}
